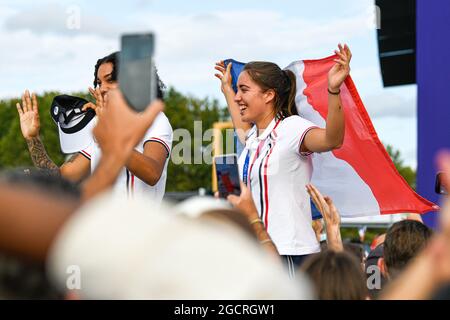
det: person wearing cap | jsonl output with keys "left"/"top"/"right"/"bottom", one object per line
{"left": 16, "top": 52, "right": 173, "bottom": 204}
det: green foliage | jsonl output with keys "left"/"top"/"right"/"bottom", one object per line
{"left": 340, "top": 227, "right": 386, "bottom": 245}
{"left": 385, "top": 144, "right": 416, "bottom": 189}
{"left": 0, "top": 88, "right": 227, "bottom": 192}
{"left": 163, "top": 87, "right": 228, "bottom": 191}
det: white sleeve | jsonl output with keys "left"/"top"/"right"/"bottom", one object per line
{"left": 141, "top": 112, "right": 173, "bottom": 156}
{"left": 78, "top": 143, "right": 94, "bottom": 160}
{"left": 281, "top": 116, "right": 319, "bottom": 157}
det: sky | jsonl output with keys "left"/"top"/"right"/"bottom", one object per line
{"left": 0, "top": 0, "right": 418, "bottom": 168}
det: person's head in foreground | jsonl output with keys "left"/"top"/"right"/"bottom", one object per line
{"left": 0, "top": 169, "right": 80, "bottom": 299}
{"left": 378, "top": 152, "right": 450, "bottom": 300}
{"left": 380, "top": 219, "right": 432, "bottom": 280}
{"left": 47, "top": 193, "right": 313, "bottom": 299}
{"left": 301, "top": 249, "right": 368, "bottom": 300}
{"left": 174, "top": 196, "right": 255, "bottom": 239}
{"left": 365, "top": 244, "right": 386, "bottom": 299}
{"left": 0, "top": 168, "right": 81, "bottom": 201}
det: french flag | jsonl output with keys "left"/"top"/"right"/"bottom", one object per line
{"left": 225, "top": 56, "right": 438, "bottom": 217}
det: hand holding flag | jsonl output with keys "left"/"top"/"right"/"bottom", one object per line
{"left": 328, "top": 44, "right": 352, "bottom": 92}
{"left": 222, "top": 45, "right": 438, "bottom": 217}
{"left": 214, "top": 60, "right": 233, "bottom": 94}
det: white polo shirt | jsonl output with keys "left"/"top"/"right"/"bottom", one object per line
{"left": 80, "top": 112, "right": 173, "bottom": 204}
{"left": 238, "top": 116, "right": 320, "bottom": 256}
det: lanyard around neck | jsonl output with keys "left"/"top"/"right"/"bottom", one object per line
{"left": 242, "top": 119, "right": 281, "bottom": 187}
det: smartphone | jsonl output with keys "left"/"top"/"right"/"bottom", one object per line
{"left": 311, "top": 200, "right": 323, "bottom": 220}
{"left": 214, "top": 154, "right": 241, "bottom": 198}
{"left": 119, "top": 33, "right": 157, "bottom": 112}
{"left": 435, "top": 172, "right": 448, "bottom": 195}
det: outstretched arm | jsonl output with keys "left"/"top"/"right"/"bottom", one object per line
{"left": 301, "top": 44, "right": 351, "bottom": 154}
{"left": 16, "top": 90, "right": 59, "bottom": 174}
{"left": 16, "top": 90, "right": 90, "bottom": 181}
{"left": 25, "top": 136, "right": 60, "bottom": 174}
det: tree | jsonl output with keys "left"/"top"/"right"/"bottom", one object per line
{"left": 163, "top": 87, "right": 228, "bottom": 191}
{"left": 385, "top": 144, "right": 416, "bottom": 189}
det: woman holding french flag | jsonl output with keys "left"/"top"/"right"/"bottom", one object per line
{"left": 214, "top": 44, "right": 352, "bottom": 272}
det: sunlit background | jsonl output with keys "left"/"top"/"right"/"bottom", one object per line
{"left": 0, "top": 0, "right": 417, "bottom": 167}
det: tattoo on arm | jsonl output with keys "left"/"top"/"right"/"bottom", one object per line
{"left": 66, "top": 153, "right": 79, "bottom": 163}
{"left": 26, "top": 137, "right": 60, "bottom": 175}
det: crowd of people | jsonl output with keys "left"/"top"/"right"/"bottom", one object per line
{"left": 0, "top": 43, "right": 449, "bottom": 300}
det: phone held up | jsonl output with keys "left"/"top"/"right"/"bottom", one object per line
{"left": 435, "top": 172, "right": 448, "bottom": 195}
{"left": 118, "top": 33, "right": 157, "bottom": 112}
{"left": 214, "top": 154, "right": 241, "bottom": 199}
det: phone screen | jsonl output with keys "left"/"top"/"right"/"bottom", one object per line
{"left": 119, "top": 33, "right": 156, "bottom": 111}
{"left": 436, "top": 172, "right": 448, "bottom": 195}
{"left": 215, "top": 154, "right": 241, "bottom": 198}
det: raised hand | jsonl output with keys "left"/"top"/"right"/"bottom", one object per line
{"left": 307, "top": 183, "right": 343, "bottom": 251}
{"left": 214, "top": 60, "right": 233, "bottom": 93}
{"left": 328, "top": 43, "right": 352, "bottom": 92}
{"left": 83, "top": 87, "right": 104, "bottom": 114}
{"left": 306, "top": 184, "right": 341, "bottom": 227}
{"left": 16, "top": 90, "right": 40, "bottom": 140}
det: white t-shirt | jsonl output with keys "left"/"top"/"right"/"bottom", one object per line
{"left": 80, "top": 112, "right": 173, "bottom": 204}
{"left": 238, "top": 116, "right": 320, "bottom": 256}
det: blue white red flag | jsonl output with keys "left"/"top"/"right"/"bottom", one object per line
{"left": 225, "top": 56, "right": 438, "bottom": 217}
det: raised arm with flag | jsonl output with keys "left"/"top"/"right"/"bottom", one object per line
{"left": 217, "top": 47, "right": 438, "bottom": 218}
{"left": 215, "top": 44, "right": 356, "bottom": 270}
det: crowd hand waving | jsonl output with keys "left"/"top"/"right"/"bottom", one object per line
{"left": 16, "top": 90, "right": 41, "bottom": 140}
{"left": 307, "top": 184, "right": 343, "bottom": 252}
{"left": 214, "top": 60, "right": 233, "bottom": 93}
{"left": 328, "top": 43, "right": 352, "bottom": 92}
{"left": 307, "top": 184, "right": 341, "bottom": 227}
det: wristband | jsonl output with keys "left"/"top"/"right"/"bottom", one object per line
{"left": 260, "top": 239, "right": 273, "bottom": 245}
{"left": 328, "top": 88, "right": 341, "bottom": 95}
{"left": 250, "top": 218, "right": 264, "bottom": 226}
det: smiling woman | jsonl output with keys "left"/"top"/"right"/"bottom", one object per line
{"left": 93, "top": 52, "right": 119, "bottom": 96}
{"left": 236, "top": 61, "right": 298, "bottom": 127}
{"left": 214, "top": 44, "right": 351, "bottom": 274}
